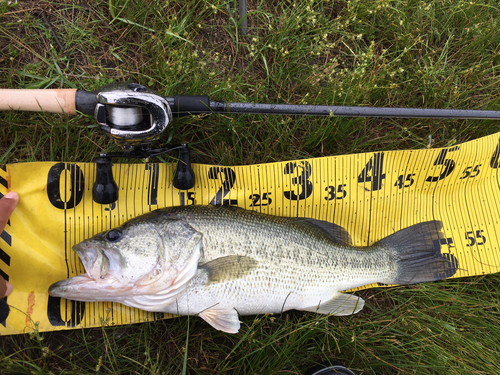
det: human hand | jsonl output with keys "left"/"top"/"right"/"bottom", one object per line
{"left": 0, "top": 192, "right": 18, "bottom": 298}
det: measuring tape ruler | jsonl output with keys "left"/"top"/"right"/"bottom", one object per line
{"left": 1, "top": 132, "right": 499, "bottom": 335}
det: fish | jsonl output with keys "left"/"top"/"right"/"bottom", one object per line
{"left": 49, "top": 205, "right": 458, "bottom": 333}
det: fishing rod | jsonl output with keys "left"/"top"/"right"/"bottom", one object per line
{"left": 1, "top": 82, "right": 500, "bottom": 204}
{"left": 3, "top": 82, "right": 500, "bottom": 121}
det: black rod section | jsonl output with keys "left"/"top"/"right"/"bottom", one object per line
{"left": 165, "top": 96, "right": 500, "bottom": 120}
{"left": 218, "top": 102, "right": 500, "bottom": 120}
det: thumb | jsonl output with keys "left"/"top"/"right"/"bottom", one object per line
{"left": 0, "top": 192, "right": 19, "bottom": 232}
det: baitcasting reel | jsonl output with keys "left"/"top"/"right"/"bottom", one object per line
{"left": 75, "top": 82, "right": 205, "bottom": 204}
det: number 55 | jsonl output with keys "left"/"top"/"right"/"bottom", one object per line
{"left": 465, "top": 230, "right": 486, "bottom": 246}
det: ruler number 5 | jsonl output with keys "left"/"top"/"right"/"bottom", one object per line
{"left": 426, "top": 147, "right": 458, "bottom": 183}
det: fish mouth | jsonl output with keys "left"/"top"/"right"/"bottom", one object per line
{"left": 73, "top": 242, "right": 111, "bottom": 281}
{"left": 48, "top": 242, "right": 130, "bottom": 301}
{"left": 48, "top": 273, "right": 133, "bottom": 301}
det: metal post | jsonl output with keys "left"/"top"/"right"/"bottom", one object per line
{"left": 239, "top": 0, "right": 248, "bottom": 35}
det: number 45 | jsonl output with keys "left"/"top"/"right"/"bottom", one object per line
{"left": 465, "top": 230, "right": 486, "bottom": 247}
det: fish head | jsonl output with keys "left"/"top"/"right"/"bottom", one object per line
{"left": 49, "top": 211, "right": 203, "bottom": 308}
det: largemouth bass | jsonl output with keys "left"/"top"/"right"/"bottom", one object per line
{"left": 49, "top": 205, "right": 458, "bottom": 333}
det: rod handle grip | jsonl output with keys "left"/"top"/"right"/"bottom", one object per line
{"left": 0, "top": 89, "right": 77, "bottom": 115}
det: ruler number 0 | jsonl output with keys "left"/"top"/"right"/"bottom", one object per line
{"left": 47, "top": 163, "right": 84, "bottom": 209}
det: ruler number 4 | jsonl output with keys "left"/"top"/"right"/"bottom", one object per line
{"left": 358, "top": 152, "right": 386, "bottom": 191}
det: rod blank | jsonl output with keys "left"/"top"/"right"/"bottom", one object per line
{"left": 212, "top": 101, "right": 500, "bottom": 120}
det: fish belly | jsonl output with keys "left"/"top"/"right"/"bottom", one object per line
{"left": 162, "top": 251, "right": 388, "bottom": 317}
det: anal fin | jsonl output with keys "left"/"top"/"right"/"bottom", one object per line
{"left": 199, "top": 306, "right": 241, "bottom": 333}
{"left": 301, "top": 293, "right": 365, "bottom": 316}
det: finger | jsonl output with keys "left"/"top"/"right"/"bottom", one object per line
{"left": 0, "top": 275, "right": 7, "bottom": 297}
{"left": 5, "top": 281, "right": 13, "bottom": 296}
{"left": 0, "top": 278, "right": 12, "bottom": 298}
{"left": 0, "top": 192, "right": 19, "bottom": 232}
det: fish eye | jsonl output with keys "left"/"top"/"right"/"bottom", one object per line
{"left": 106, "top": 229, "right": 122, "bottom": 242}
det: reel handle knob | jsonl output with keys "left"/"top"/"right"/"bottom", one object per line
{"left": 173, "top": 145, "right": 195, "bottom": 190}
{"left": 93, "top": 156, "right": 119, "bottom": 204}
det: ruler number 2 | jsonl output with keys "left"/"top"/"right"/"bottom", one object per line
{"left": 208, "top": 167, "right": 237, "bottom": 206}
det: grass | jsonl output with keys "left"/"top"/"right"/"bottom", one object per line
{"left": 1, "top": 0, "right": 500, "bottom": 374}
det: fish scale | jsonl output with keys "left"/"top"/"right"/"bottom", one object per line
{"left": 49, "top": 205, "right": 458, "bottom": 333}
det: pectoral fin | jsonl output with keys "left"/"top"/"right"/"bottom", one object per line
{"left": 200, "top": 255, "right": 257, "bottom": 283}
{"left": 302, "top": 293, "right": 365, "bottom": 316}
{"left": 199, "top": 307, "right": 241, "bottom": 333}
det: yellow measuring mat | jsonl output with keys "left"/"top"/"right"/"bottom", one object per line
{"left": 1, "top": 132, "right": 500, "bottom": 335}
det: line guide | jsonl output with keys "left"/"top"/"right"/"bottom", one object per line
{"left": 1, "top": 132, "right": 499, "bottom": 335}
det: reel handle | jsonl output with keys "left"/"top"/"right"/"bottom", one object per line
{"left": 92, "top": 156, "right": 119, "bottom": 205}
{"left": 173, "top": 145, "right": 195, "bottom": 190}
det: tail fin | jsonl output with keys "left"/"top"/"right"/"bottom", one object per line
{"left": 375, "top": 221, "right": 459, "bottom": 284}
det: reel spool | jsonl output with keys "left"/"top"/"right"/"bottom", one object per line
{"left": 106, "top": 106, "right": 144, "bottom": 127}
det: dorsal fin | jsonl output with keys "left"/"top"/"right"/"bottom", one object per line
{"left": 294, "top": 218, "right": 352, "bottom": 245}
